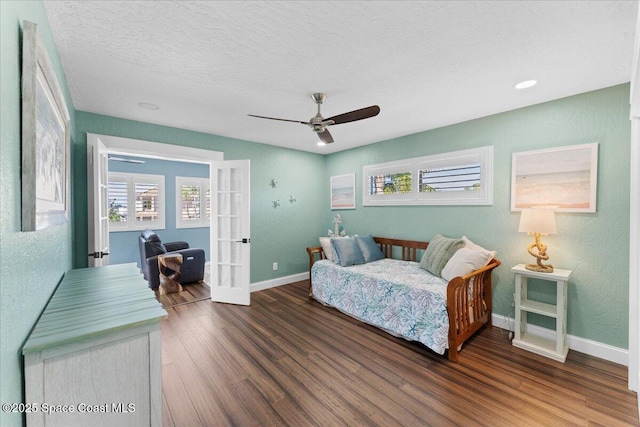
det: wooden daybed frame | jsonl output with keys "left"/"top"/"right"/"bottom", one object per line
{"left": 306, "top": 237, "right": 501, "bottom": 362}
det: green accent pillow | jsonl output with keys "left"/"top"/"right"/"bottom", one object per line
{"left": 419, "top": 234, "right": 464, "bottom": 276}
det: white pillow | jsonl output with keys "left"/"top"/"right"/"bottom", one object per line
{"left": 319, "top": 237, "right": 334, "bottom": 261}
{"left": 441, "top": 247, "right": 494, "bottom": 281}
{"left": 462, "top": 236, "right": 497, "bottom": 260}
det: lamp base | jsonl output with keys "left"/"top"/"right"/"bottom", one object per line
{"left": 525, "top": 263, "right": 554, "bottom": 273}
{"left": 525, "top": 233, "right": 554, "bottom": 273}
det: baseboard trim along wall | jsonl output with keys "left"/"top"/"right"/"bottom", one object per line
{"left": 251, "top": 272, "right": 308, "bottom": 293}
{"left": 492, "top": 313, "right": 628, "bottom": 366}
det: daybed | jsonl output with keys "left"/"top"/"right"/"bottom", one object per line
{"left": 306, "top": 236, "right": 500, "bottom": 362}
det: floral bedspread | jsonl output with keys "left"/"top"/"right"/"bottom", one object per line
{"left": 311, "top": 258, "right": 450, "bottom": 355}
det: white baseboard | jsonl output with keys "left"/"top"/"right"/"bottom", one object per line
{"left": 492, "top": 313, "right": 628, "bottom": 366}
{"left": 251, "top": 272, "right": 308, "bottom": 293}
{"left": 205, "top": 261, "right": 307, "bottom": 294}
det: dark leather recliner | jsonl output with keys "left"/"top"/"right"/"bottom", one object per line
{"left": 138, "top": 229, "right": 205, "bottom": 289}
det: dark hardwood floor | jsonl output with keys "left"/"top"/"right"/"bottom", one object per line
{"left": 155, "top": 281, "right": 210, "bottom": 308}
{"left": 161, "top": 280, "right": 639, "bottom": 426}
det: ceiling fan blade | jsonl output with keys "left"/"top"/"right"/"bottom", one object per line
{"left": 318, "top": 129, "right": 334, "bottom": 144}
{"left": 248, "top": 114, "right": 308, "bottom": 125}
{"left": 325, "top": 105, "right": 380, "bottom": 125}
{"left": 108, "top": 156, "right": 145, "bottom": 164}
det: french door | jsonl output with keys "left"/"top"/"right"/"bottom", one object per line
{"left": 87, "top": 134, "right": 110, "bottom": 267}
{"left": 210, "top": 159, "right": 251, "bottom": 305}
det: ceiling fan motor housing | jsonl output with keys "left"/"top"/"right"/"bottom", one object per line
{"left": 309, "top": 113, "right": 330, "bottom": 133}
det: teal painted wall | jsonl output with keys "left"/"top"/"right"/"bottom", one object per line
{"left": 108, "top": 156, "right": 211, "bottom": 266}
{"left": 74, "top": 112, "right": 327, "bottom": 283}
{"left": 324, "top": 84, "right": 631, "bottom": 348}
{"left": 0, "top": 3, "right": 632, "bottom": 424}
{"left": 0, "top": 1, "right": 76, "bottom": 426}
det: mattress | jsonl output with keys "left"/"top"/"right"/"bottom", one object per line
{"left": 311, "top": 258, "right": 450, "bottom": 354}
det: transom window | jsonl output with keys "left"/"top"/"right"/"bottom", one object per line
{"left": 419, "top": 164, "right": 481, "bottom": 193}
{"left": 368, "top": 172, "right": 412, "bottom": 195}
{"left": 363, "top": 146, "right": 493, "bottom": 206}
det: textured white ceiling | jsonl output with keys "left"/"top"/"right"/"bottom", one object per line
{"left": 44, "top": 1, "right": 638, "bottom": 154}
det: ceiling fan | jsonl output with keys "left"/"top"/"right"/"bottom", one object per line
{"left": 248, "top": 93, "right": 380, "bottom": 144}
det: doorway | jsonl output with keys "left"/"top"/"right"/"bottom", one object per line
{"left": 87, "top": 133, "right": 252, "bottom": 306}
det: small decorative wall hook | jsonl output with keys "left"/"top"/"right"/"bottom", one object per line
{"left": 272, "top": 200, "right": 280, "bottom": 209}
{"left": 289, "top": 195, "right": 296, "bottom": 203}
{"left": 269, "top": 179, "right": 278, "bottom": 188}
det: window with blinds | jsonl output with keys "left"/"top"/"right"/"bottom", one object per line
{"left": 135, "top": 182, "right": 160, "bottom": 222}
{"left": 368, "top": 172, "right": 412, "bottom": 195}
{"left": 176, "top": 177, "right": 210, "bottom": 228}
{"left": 107, "top": 179, "right": 128, "bottom": 223}
{"left": 418, "top": 164, "right": 481, "bottom": 193}
{"left": 181, "top": 185, "right": 201, "bottom": 220}
{"left": 363, "top": 146, "right": 493, "bottom": 206}
{"left": 107, "top": 173, "right": 165, "bottom": 231}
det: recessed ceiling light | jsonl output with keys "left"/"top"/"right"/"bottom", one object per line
{"left": 515, "top": 80, "right": 537, "bottom": 90}
{"left": 138, "top": 102, "right": 159, "bottom": 110}
{"left": 317, "top": 141, "right": 327, "bottom": 146}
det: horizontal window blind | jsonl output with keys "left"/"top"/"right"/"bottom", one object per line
{"left": 419, "top": 164, "right": 481, "bottom": 192}
{"left": 108, "top": 180, "right": 128, "bottom": 223}
{"left": 108, "top": 172, "right": 165, "bottom": 231}
{"left": 176, "top": 177, "right": 210, "bottom": 228}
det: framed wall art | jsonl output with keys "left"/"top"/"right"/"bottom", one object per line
{"left": 511, "top": 142, "right": 598, "bottom": 213}
{"left": 330, "top": 173, "right": 356, "bottom": 210}
{"left": 21, "top": 21, "right": 71, "bottom": 231}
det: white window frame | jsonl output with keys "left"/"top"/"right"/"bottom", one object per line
{"left": 175, "top": 176, "right": 210, "bottom": 229}
{"left": 108, "top": 172, "right": 165, "bottom": 231}
{"left": 362, "top": 146, "right": 493, "bottom": 206}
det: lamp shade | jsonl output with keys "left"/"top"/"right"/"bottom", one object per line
{"left": 518, "top": 208, "right": 557, "bottom": 234}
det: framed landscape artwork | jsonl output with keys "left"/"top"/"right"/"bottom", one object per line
{"left": 511, "top": 142, "right": 598, "bottom": 213}
{"left": 21, "top": 21, "right": 71, "bottom": 231}
{"left": 330, "top": 173, "right": 356, "bottom": 210}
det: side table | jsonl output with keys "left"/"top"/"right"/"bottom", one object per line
{"left": 511, "top": 264, "right": 572, "bottom": 362}
{"left": 158, "top": 253, "right": 183, "bottom": 295}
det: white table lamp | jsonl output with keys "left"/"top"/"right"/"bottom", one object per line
{"left": 518, "top": 208, "right": 557, "bottom": 273}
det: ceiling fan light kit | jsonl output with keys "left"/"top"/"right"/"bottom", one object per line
{"left": 248, "top": 93, "right": 380, "bottom": 144}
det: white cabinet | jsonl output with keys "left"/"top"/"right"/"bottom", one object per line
{"left": 23, "top": 264, "right": 167, "bottom": 427}
{"left": 511, "top": 264, "right": 572, "bottom": 362}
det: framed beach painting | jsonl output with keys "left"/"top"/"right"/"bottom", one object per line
{"left": 511, "top": 143, "right": 598, "bottom": 213}
{"left": 330, "top": 173, "right": 356, "bottom": 210}
{"left": 21, "top": 21, "right": 71, "bottom": 231}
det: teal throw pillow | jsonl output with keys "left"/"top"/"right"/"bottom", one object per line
{"left": 329, "top": 236, "right": 349, "bottom": 264}
{"left": 419, "top": 234, "right": 464, "bottom": 276}
{"left": 355, "top": 235, "right": 384, "bottom": 263}
{"left": 332, "top": 237, "right": 366, "bottom": 267}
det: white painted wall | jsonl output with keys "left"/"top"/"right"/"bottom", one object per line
{"left": 628, "top": 2, "right": 639, "bottom": 417}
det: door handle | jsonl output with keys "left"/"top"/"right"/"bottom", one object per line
{"left": 235, "top": 238, "right": 250, "bottom": 244}
{"left": 88, "top": 251, "right": 110, "bottom": 258}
